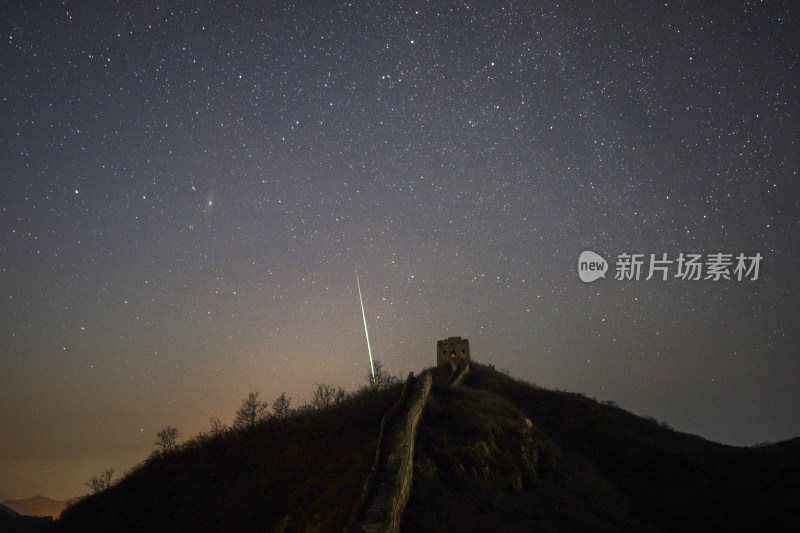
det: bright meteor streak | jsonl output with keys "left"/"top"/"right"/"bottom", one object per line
{"left": 355, "top": 268, "right": 375, "bottom": 381}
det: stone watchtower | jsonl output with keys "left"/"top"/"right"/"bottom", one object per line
{"left": 437, "top": 336, "right": 470, "bottom": 366}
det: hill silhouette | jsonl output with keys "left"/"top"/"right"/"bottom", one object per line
{"left": 54, "top": 362, "right": 799, "bottom": 532}
{"left": 405, "top": 363, "right": 800, "bottom": 532}
{"left": 56, "top": 384, "right": 401, "bottom": 532}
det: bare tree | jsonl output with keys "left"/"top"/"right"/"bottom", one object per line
{"left": 155, "top": 426, "right": 180, "bottom": 453}
{"left": 209, "top": 417, "right": 228, "bottom": 437}
{"left": 366, "top": 360, "right": 400, "bottom": 391}
{"left": 272, "top": 392, "right": 291, "bottom": 419}
{"left": 310, "top": 383, "right": 345, "bottom": 410}
{"left": 85, "top": 468, "right": 114, "bottom": 494}
{"left": 233, "top": 391, "right": 269, "bottom": 429}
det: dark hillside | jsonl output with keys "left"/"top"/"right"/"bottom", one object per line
{"left": 0, "top": 502, "right": 53, "bottom": 533}
{"left": 51, "top": 362, "right": 800, "bottom": 532}
{"left": 55, "top": 384, "right": 403, "bottom": 533}
{"left": 404, "top": 377, "right": 656, "bottom": 532}
{"left": 455, "top": 363, "right": 800, "bottom": 531}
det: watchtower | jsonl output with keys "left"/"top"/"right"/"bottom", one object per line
{"left": 437, "top": 336, "right": 470, "bottom": 366}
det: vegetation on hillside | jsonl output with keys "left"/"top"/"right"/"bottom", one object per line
{"left": 56, "top": 364, "right": 403, "bottom": 533}
{"left": 404, "top": 362, "right": 800, "bottom": 532}
{"left": 55, "top": 361, "right": 800, "bottom": 532}
{"left": 404, "top": 371, "right": 648, "bottom": 532}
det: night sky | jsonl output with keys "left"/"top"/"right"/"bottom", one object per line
{"left": 2, "top": 1, "right": 798, "bottom": 500}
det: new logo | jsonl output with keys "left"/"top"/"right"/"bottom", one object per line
{"left": 578, "top": 251, "right": 608, "bottom": 282}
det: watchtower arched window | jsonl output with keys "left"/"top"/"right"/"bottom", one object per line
{"left": 436, "top": 336, "right": 471, "bottom": 366}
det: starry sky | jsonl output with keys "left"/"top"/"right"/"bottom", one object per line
{"left": 1, "top": 1, "right": 798, "bottom": 500}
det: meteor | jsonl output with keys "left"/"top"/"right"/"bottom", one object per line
{"left": 355, "top": 268, "right": 375, "bottom": 381}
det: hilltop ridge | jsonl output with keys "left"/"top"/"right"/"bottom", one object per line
{"left": 406, "top": 362, "right": 800, "bottom": 531}
{"left": 54, "top": 361, "right": 800, "bottom": 532}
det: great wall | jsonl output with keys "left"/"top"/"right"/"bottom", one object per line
{"left": 344, "top": 337, "right": 470, "bottom": 533}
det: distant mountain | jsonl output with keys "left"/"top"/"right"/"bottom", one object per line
{"left": 53, "top": 362, "right": 800, "bottom": 532}
{"left": 3, "top": 495, "right": 68, "bottom": 519}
